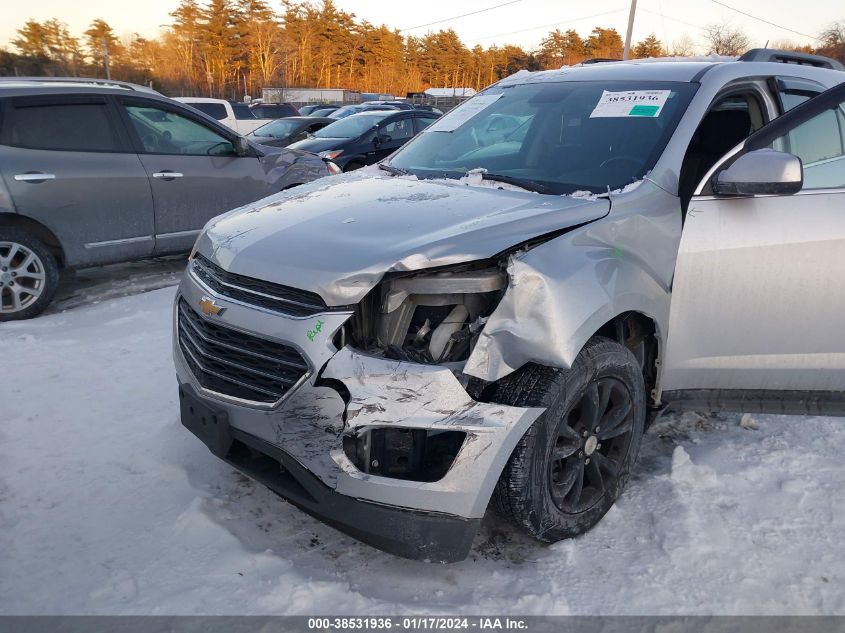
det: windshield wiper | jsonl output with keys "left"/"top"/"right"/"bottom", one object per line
{"left": 480, "top": 172, "right": 551, "bottom": 194}
{"left": 378, "top": 163, "right": 407, "bottom": 176}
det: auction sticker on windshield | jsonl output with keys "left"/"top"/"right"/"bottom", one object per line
{"left": 426, "top": 94, "right": 504, "bottom": 132}
{"left": 589, "top": 90, "right": 670, "bottom": 118}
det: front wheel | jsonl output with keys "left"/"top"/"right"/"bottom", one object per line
{"left": 0, "top": 228, "right": 60, "bottom": 321}
{"left": 492, "top": 337, "right": 646, "bottom": 542}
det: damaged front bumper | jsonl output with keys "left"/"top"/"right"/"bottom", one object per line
{"left": 174, "top": 274, "right": 542, "bottom": 562}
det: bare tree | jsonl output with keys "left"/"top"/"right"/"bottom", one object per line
{"left": 818, "top": 20, "right": 845, "bottom": 64}
{"left": 703, "top": 22, "right": 750, "bottom": 56}
{"left": 669, "top": 34, "right": 696, "bottom": 57}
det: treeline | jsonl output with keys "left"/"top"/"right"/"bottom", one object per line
{"left": 3, "top": 0, "right": 845, "bottom": 99}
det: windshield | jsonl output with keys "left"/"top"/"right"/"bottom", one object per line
{"left": 250, "top": 119, "right": 301, "bottom": 138}
{"left": 387, "top": 80, "right": 696, "bottom": 194}
{"left": 314, "top": 113, "right": 393, "bottom": 138}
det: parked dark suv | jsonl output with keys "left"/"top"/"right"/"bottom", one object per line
{"left": 0, "top": 78, "right": 336, "bottom": 321}
{"left": 288, "top": 110, "right": 440, "bottom": 170}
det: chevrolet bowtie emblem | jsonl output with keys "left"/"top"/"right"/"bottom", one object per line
{"left": 199, "top": 296, "right": 226, "bottom": 317}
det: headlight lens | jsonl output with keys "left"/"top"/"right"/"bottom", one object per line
{"left": 189, "top": 230, "right": 204, "bottom": 260}
{"left": 324, "top": 160, "right": 342, "bottom": 175}
{"left": 319, "top": 149, "right": 344, "bottom": 160}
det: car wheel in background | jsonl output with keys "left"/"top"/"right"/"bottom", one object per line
{"left": 344, "top": 161, "right": 365, "bottom": 172}
{"left": 0, "top": 228, "right": 60, "bottom": 321}
{"left": 492, "top": 337, "right": 646, "bottom": 542}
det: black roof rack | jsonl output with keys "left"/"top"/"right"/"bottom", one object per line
{"left": 739, "top": 49, "right": 845, "bottom": 71}
{"left": 580, "top": 58, "right": 622, "bottom": 65}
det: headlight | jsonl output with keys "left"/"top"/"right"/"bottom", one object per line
{"left": 319, "top": 149, "right": 344, "bottom": 160}
{"left": 189, "top": 230, "right": 204, "bottom": 260}
{"left": 337, "top": 265, "right": 507, "bottom": 364}
{"left": 324, "top": 160, "right": 342, "bottom": 175}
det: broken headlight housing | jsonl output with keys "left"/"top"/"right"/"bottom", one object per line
{"left": 336, "top": 263, "right": 508, "bottom": 364}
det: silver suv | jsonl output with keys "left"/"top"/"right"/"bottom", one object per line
{"left": 174, "top": 50, "right": 845, "bottom": 562}
{"left": 0, "top": 78, "right": 336, "bottom": 321}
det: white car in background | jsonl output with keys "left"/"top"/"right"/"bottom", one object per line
{"left": 174, "top": 97, "right": 274, "bottom": 135}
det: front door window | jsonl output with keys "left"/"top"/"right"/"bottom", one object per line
{"left": 125, "top": 105, "right": 235, "bottom": 156}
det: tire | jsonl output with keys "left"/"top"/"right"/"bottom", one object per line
{"left": 344, "top": 161, "right": 365, "bottom": 172}
{"left": 0, "top": 228, "right": 60, "bottom": 321}
{"left": 492, "top": 336, "right": 646, "bottom": 542}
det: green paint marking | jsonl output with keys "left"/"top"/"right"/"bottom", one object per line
{"left": 306, "top": 319, "right": 325, "bottom": 342}
{"left": 611, "top": 246, "right": 624, "bottom": 258}
{"left": 629, "top": 105, "right": 659, "bottom": 117}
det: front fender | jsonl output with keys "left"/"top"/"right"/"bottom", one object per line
{"left": 464, "top": 187, "right": 680, "bottom": 382}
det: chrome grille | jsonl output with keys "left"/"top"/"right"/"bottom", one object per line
{"left": 191, "top": 254, "right": 340, "bottom": 317}
{"left": 177, "top": 298, "right": 309, "bottom": 404}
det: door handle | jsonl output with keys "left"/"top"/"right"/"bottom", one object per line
{"left": 14, "top": 173, "right": 56, "bottom": 183}
{"left": 152, "top": 171, "right": 184, "bottom": 180}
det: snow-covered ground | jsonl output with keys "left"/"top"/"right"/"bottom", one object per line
{"left": 2, "top": 262, "right": 844, "bottom": 615}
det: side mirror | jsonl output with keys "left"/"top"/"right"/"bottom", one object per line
{"left": 234, "top": 136, "right": 250, "bottom": 156}
{"left": 712, "top": 149, "right": 803, "bottom": 196}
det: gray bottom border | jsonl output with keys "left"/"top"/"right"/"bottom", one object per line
{"left": 2, "top": 617, "right": 845, "bottom": 633}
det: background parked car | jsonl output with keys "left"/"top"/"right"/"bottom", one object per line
{"left": 366, "top": 100, "right": 414, "bottom": 110}
{"left": 413, "top": 104, "right": 444, "bottom": 115}
{"left": 288, "top": 109, "right": 440, "bottom": 171}
{"left": 173, "top": 97, "right": 273, "bottom": 134}
{"left": 329, "top": 103, "right": 399, "bottom": 119}
{"left": 299, "top": 103, "right": 337, "bottom": 116}
{"left": 249, "top": 102, "right": 299, "bottom": 118}
{"left": 247, "top": 116, "right": 334, "bottom": 147}
{"left": 0, "top": 78, "right": 337, "bottom": 320}
{"left": 308, "top": 106, "right": 340, "bottom": 117}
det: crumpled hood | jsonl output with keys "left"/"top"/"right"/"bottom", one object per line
{"left": 196, "top": 171, "right": 609, "bottom": 305}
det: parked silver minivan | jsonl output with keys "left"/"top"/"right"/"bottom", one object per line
{"left": 0, "top": 78, "right": 337, "bottom": 320}
{"left": 174, "top": 51, "right": 845, "bottom": 562}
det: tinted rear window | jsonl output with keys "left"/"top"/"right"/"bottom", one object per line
{"left": 4, "top": 101, "right": 120, "bottom": 152}
{"left": 252, "top": 104, "right": 298, "bottom": 117}
{"left": 231, "top": 103, "right": 255, "bottom": 120}
{"left": 192, "top": 103, "right": 228, "bottom": 120}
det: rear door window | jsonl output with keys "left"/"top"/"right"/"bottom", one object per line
{"left": 2, "top": 99, "right": 121, "bottom": 152}
{"left": 768, "top": 103, "right": 845, "bottom": 189}
{"left": 231, "top": 103, "right": 255, "bottom": 120}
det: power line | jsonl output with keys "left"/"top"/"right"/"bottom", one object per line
{"left": 465, "top": 7, "right": 629, "bottom": 43}
{"left": 400, "top": 0, "right": 524, "bottom": 32}
{"left": 638, "top": 7, "right": 705, "bottom": 32}
{"left": 709, "top": 0, "right": 818, "bottom": 40}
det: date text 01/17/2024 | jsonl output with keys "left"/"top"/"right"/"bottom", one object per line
{"left": 306, "top": 617, "right": 529, "bottom": 630}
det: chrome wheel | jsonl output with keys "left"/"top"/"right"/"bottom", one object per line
{"left": 548, "top": 376, "right": 635, "bottom": 514}
{"left": 0, "top": 241, "right": 46, "bottom": 314}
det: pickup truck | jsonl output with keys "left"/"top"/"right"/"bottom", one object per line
{"left": 174, "top": 97, "right": 274, "bottom": 135}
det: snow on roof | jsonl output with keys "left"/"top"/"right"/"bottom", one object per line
{"left": 616, "top": 55, "right": 738, "bottom": 65}
{"left": 495, "top": 57, "right": 733, "bottom": 87}
{"left": 424, "top": 87, "right": 477, "bottom": 97}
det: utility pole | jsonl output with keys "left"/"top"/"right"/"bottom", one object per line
{"left": 622, "top": 0, "right": 637, "bottom": 60}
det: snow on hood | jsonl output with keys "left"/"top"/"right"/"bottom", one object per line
{"left": 196, "top": 171, "right": 610, "bottom": 305}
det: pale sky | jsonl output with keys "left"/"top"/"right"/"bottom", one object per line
{"left": 2, "top": 0, "right": 841, "bottom": 54}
